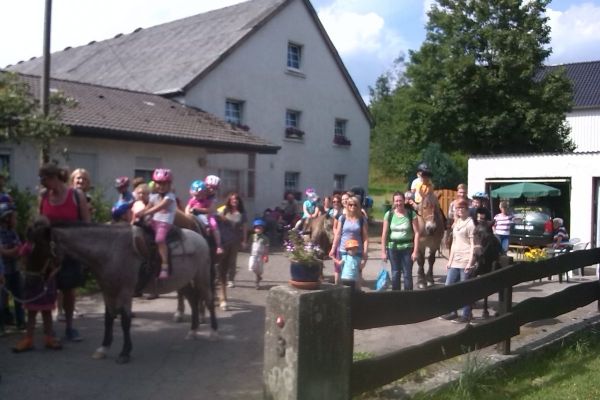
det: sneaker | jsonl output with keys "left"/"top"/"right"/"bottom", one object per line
{"left": 452, "top": 316, "right": 472, "bottom": 324}
{"left": 227, "top": 281, "right": 235, "bottom": 288}
{"left": 158, "top": 269, "right": 169, "bottom": 280}
{"left": 439, "top": 312, "right": 458, "bottom": 321}
{"left": 220, "top": 301, "right": 229, "bottom": 311}
{"left": 65, "top": 328, "right": 83, "bottom": 342}
{"left": 12, "top": 336, "right": 34, "bottom": 353}
{"left": 44, "top": 335, "right": 63, "bottom": 350}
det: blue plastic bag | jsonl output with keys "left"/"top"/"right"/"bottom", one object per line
{"left": 375, "top": 264, "right": 390, "bottom": 291}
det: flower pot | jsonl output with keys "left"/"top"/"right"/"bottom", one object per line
{"left": 289, "top": 261, "right": 321, "bottom": 290}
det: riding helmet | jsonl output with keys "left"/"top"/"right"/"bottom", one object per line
{"left": 153, "top": 168, "right": 173, "bottom": 183}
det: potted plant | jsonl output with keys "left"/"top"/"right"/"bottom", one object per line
{"left": 285, "top": 229, "right": 324, "bottom": 289}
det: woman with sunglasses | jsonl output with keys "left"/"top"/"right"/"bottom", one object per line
{"left": 329, "top": 196, "right": 369, "bottom": 287}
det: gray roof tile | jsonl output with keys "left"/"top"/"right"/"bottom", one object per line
{"left": 7, "top": 0, "right": 287, "bottom": 94}
{"left": 15, "top": 73, "right": 279, "bottom": 153}
{"left": 541, "top": 60, "right": 600, "bottom": 109}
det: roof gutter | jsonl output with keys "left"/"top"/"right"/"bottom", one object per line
{"left": 70, "top": 125, "right": 281, "bottom": 154}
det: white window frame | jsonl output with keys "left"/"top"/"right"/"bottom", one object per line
{"left": 335, "top": 119, "right": 347, "bottom": 137}
{"left": 287, "top": 42, "right": 302, "bottom": 70}
{"left": 219, "top": 168, "right": 245, "bottom": 197}
{"left": 286, "top": 110, "right": 300, "bottom": 128}
{"left": 225, "top": 99, "right": 244, "bottom": 125}
{"left": 284, "top": 171, "right": 300, "bottom": 194}
{"left": 334, "top": 174, "right": 346, "bottom": 191}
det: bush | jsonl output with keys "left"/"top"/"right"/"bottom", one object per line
{"left": 8, "top": 183, "right": 37, "bottom": 239}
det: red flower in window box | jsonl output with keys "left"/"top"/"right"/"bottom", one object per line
{"left": 333, "top": 134, "right": 351, "bottom": 146}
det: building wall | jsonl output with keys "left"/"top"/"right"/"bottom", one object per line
{"left": 3, "top": 137, "right": 207, "bottom": 206}
{"left": 184, "top": 0, "right": 370, "bottom": 215}
{"left": 468, "top": 153, "right": 600, "bottom": 245}
{"left": 567, "top": 108, "right": 600, "bottom": 152}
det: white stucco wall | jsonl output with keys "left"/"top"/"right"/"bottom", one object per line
{"left": 5, "top": 137, "right": 207, "bottom": 205}
{"left": 184, "top": 0, "right": 370, "bottom": 215}
{"left": 468, "top": 153, "right": 600, "bottom": 245}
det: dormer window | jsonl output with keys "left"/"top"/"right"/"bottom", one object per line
{"left": 287, "top": 42, "right": 302, "bottom": 70}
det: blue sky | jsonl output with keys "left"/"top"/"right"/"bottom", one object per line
{"left": 2, "top": 0, "right": 599, "bottom": 102}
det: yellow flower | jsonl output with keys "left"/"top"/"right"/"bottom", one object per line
{"left": 524, "top": 248, "right": 548, "bottom": 262}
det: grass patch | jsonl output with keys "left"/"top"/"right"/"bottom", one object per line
{"left": 411, "top": 327, "right": 600, "bottom": 399}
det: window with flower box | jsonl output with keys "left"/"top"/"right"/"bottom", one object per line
{"left": 285, "top": 110, "right": 304, "bottom": 139}
{"left": 333, "top": 119, "right": 351, "bottom": 146}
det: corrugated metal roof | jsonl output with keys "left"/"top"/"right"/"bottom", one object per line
{"left": 14, "top": 73, "right": 280, "bottom": 153}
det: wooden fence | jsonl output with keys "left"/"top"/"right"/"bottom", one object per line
{"left": 435, "top": 189, "right": 456, "bottom": 217}
{"left": 350, "top": 248, "right": 600, "bottom": 395}
{"left": 263, "top": 248, "right": 600, "bottom": 399}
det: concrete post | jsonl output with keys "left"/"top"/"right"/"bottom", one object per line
{"left": 263, "top": 284, "right": 352, "bottom": 400}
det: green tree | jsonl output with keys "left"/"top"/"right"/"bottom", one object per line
{"left": 1, "top": 71, "right": 74, "bottom": 160}
{"left": 369, "top": 0, "right": 574, "bottom": 178}
{"left": 406, "top": 0, "right": 574, "bottom": 154}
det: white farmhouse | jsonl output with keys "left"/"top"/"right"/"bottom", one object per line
{"left": 469, "top": 60, "right": 600, "bottom": 248}
{"left": 6, "top": 0, "right": 371, "bottom": 215}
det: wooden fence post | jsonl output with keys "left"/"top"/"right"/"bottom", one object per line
{"left": 263, "top": 285, "right": 353, "bottom": 400}
{"left": 499, "top": 286, "right": 513, "bottom": 355}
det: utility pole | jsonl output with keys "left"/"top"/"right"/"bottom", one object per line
{"left": 40, "top": 0, "right": 52, "bottom": 164}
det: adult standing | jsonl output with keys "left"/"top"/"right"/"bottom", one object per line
{"left": 218, "top": 192, "right": 247, "bottom": 310}
{"left": 329, "top": 196, "right": 369, "bottom": 288}
{"left": 447, "top": 183, "right": 469, "bottom": 228}
{"left": 493, "top": 201, "right": 513, "bottom": 254}
{"left": 39, "top": 163, "right": 91, "bottom": 341}
{"left": 281, "top": 191, "right": 299, "bottom": 227}
{"left": 381, "top": 192, "right": 419, "bottom": 291}
{"left": 440, "top": 199, "right": 475, "bottom": 323}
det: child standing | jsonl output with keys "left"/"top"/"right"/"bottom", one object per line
{"left": 335, "top": 238, "right": 363, "bottom": 291}
{"left": 0, "top": 202, "right": 25, "bottom": 332}
{"left": 248, "top": 219, "right": 269, "bottom": 289}
{"left": 135, "top": 169, "right": 176, "bottom": 279}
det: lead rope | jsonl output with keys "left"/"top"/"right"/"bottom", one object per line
{"left": 2, "top": 241, "right": 61, "bottom": 305}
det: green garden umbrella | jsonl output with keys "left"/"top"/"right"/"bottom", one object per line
{"left": 491, "top": 182, "right": 561, "bottom": 199}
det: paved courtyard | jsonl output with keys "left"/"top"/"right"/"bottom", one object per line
{"left": 1, "top": 238, "right": 599, "bottom": 399}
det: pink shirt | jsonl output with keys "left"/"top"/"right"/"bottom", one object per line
{"left": 40, "top": 188, "right": 79, "bottom": 222}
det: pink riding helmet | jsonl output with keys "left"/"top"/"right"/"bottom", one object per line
{"left": 152, "top": 168, "right": 173, "bottom": 183}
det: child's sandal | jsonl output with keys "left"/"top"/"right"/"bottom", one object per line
{"left": 44, "top": 335, "right": 63, "bottom": 350}
{"left": 12, "top": 336, "right": 34, "bottom": 353}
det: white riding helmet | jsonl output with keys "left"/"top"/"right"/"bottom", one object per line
{"left": 205, "top": 175, "right": 221, "bottom": 188}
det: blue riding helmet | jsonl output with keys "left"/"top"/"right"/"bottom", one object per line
{"left": 111, "top": 201, "right": 131, "bottom": 220}
{"left": 472, "top": 191, "right": 489, "bottom": 199}
{"left": 189, "top": 180, "right": 206, "bottom": 195}
{"left": 253, "top": 218, "right": 266, "bottom": 227}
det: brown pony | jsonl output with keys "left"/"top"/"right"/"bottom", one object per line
{"left": 302, "top": 214, "right": 334, "bottom": 256}
{"left": 415, "top": 193, "right": 445, "bottom": 288}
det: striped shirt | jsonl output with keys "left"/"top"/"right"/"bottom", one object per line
{"left": 493, "top": 213, "right": 513, "bottom": 236}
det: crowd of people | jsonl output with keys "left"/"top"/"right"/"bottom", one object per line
{"left": 0, "top": 161, "right": 572, "bottom": 349}
{"left": 0, "top": 163, "right": 255, "bottom": 349}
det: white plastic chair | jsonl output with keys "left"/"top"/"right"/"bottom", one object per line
{"left": 568, "top": 241, "right": 590, "bottom": 278}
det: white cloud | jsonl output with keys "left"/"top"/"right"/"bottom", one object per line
{"left": 316, "top": 2, "right": 407, "bottom": 64}
{"left": 547, "top": 3, "right": 600, "bottom": 64}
